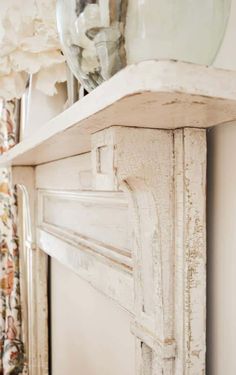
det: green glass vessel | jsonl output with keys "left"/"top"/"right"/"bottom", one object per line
{"left": 57, "top": 0, "right": 231, "bottom": 91}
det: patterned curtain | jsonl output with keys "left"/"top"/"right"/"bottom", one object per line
{"left": 0, "top": 100, "right": 28, "bottom": 374}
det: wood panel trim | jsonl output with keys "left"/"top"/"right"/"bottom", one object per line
{"left": 37, "top": 189, "right": 132, "bottom": 272}
{"left": 92, "top": 126, "right": 206, "bottom": 374}
{"left": 37, "top": 228, "right": 134, "bottom": 313}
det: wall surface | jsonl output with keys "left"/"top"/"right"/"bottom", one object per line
{"left": 207, "top": 124, "right": 236, "bottom": 375}
{"left": 24, "top": 79, "right": 67, "bottom": 138}
{"left": 208, "top": 3, "right": 236, "bottom": 373}
{"left": 50, "top": 259, "right": 135, "bottom": 375}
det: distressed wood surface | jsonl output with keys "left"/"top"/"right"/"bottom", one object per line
{"left": 35, "top": 156, "right": 134, "bottom": 312}
{"left": 174, "top": 129, "right": 206, "bottom": 374}
{"left": 92, "top": 126, "right": 206, "bottom": 374}
{"left": 6, "top": 60, "right": 211, "bottom": 374}
{"left": 12, "top": 125, "right": 206, "bottom": 374}
{"left": 35, "top": 153, "right": 92, "bottom": 191}
{"left": 38, "top": 228, "right": 134, "bottom": 313}
{"left": 38, "top": 190, "right": 132, "bottom": 270}
{"left": 13, "top": 167, "right": 49, "bottom": 375}
{"left": 1, "top": 60, "right": 236, "bottom": 166}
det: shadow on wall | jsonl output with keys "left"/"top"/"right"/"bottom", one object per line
{"left": 207, "top": 123, "right": 236, "bottom": 375}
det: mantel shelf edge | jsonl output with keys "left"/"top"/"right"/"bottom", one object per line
{"left": 1, "top": 59, "right": 236, "bottom": 166}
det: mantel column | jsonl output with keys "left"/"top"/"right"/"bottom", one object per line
{"left": 92, "top": 126, "right": 206, "bottom": 374}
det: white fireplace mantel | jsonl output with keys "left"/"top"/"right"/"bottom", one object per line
{"left": 4, "top": 60, "right": 236, "bottom": 375}
{"left": 1, "top": 59, "right": 236, "bottom": 167}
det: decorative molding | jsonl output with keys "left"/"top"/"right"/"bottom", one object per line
{"left": 92, "top": 126, "right": 206, "bottom": 374}
{"left": 13, "top": 167, "right": 49, "bottom": 375}
{"left": 38, "top": 227, "right": 134, "bottom": 313}
{"left": 37, "top": 189, "right": 134, "bottom": 312}
{"left": 13, "top": 123, "right": 206, "bottom": 374}
{"left": 39, "top": 223, "right": 132, "bottom": 272}
{"left": 2, "top": 60, "right": 236, "bottom": 167}
{"left": 38, "top": 189, "right": 132, "bottom": 272}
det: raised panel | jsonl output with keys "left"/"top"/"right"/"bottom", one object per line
{"left": 39, "top": 190, "right": 131, "bottom": 260}
{"left": 37, "top": 189, "right": 133, "bottom": 311}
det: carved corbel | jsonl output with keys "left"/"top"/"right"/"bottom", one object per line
{"left": 92, "top": 126, "right": 206, "bottom": 374}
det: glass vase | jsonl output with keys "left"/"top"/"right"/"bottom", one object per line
{"left": 57, "top": 0, "right": 231, "bottom": 92}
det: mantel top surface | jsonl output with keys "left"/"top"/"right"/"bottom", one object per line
{"left": 1, "top": 60, "right": 236, "bottom": 166}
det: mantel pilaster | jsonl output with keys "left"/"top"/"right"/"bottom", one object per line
{"left": 92, "top": 126, "right": 206, "bottom": 374}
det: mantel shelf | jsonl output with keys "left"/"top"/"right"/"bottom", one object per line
{"left": 1, "top": 60, "right": 236, "bottom": 166}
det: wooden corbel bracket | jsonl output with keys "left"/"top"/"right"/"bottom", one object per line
{"left": 92, "top": 126, "right": 206, "bottom": 374}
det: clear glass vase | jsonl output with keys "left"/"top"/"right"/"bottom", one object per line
{"left": 57, "top": 0, "right": 231, "bottom": 92}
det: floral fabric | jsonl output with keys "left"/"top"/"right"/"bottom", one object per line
{"left": 0, "top": 100, "right": 27, "bottom": 374}
{"left": 0, "top": 101, "right": 17, "bottom": 154}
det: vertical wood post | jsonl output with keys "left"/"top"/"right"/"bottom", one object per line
{"left": 13, "top": 167, "right": 49, "bottom": 375}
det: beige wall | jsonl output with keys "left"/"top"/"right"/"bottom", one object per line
{"left": 208, "top": 124, "right": 236, "bottom": 375}
{"left": 25, "top": 80, "right": 67, "bottom": 138}
{"left": 50, "top": 259, "right": 136, "bottom": 375}
{"left": 208, "top": 2, "right": 236, "bottom": 374}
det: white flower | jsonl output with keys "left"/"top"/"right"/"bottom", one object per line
{"left": 0, "top": 0, "right": 66, "bottom": 100}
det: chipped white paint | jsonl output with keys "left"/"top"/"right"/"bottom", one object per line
{"left": 35, "top": 156, "right": 134, "bottom": 312}
{"left": 12, "top": 125, "right": 206, "bottom": 374}
{"left": 37, "top": 190, "right": 132, "bottom": 266}
{"left": 92, "top": 126, "right": 206, "bottom": 374}
{"left": 35, "top": 153, "right": 93, "bottom": 191}
{"left": 12, "top": 126, "right": 206, "bottom": 374}
{"left": 174, "top": 129, "right": 206, "bottom": 374}
{"left": 36, "top": 188, "right": 133, "bottom": 312}
{"left": 13, "top": 167, "right": 49, "bottom": 375}
{"left": 38, "top": 228, "right": 134, "bottom": 313}
{"left": 0, "top": 60, "right": 236, "bottom": 166}
{"left": 8, "top": 61, "right": 212, "bottom": 373}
